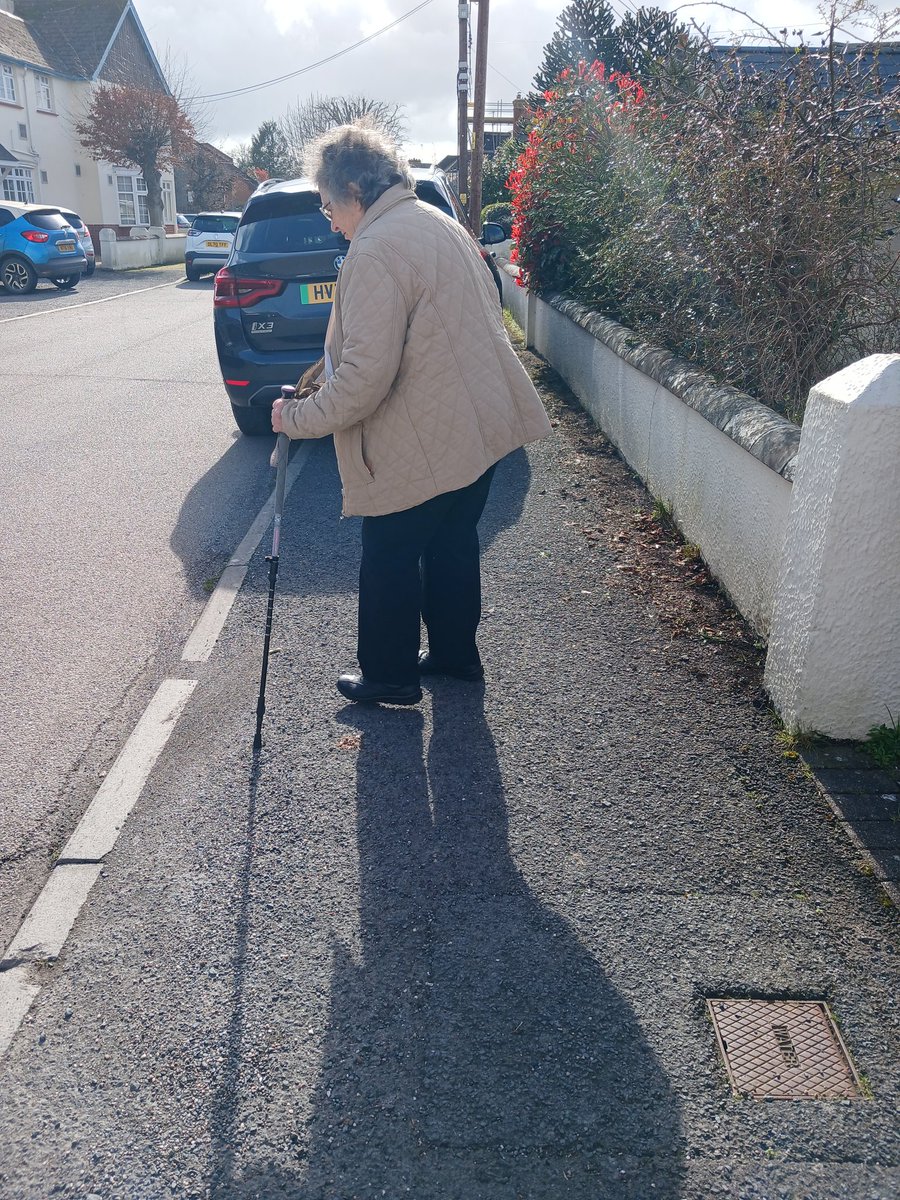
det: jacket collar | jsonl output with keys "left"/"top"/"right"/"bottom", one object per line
{"left": 354, "top": 183, "right": 416, "bottom": 239}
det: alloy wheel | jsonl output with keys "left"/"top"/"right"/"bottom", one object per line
{"left": 2, "top": 259, "right": 35, "bottom": 293}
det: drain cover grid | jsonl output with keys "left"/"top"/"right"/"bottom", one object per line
{"left": 707, "top": 998, "right": 863, "bottom": 1100}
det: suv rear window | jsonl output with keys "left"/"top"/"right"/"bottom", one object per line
{"left": 414, "top": 180, "right": 454, "bottom": 219}
{"left": 25, "top": 210, "right": 69, "bottom": 230}
{"left": 193, "top": 215, "right": 240, "bottom": 234}
{"left": 58, "top": 211, "right": 84, "bottom": 229}
{"left": 234, "top": 192, "right": 347, "bottom": 255}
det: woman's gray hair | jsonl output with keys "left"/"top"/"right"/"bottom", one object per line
{"left": 303, "top": 120, "right": 414, "bottom": 210}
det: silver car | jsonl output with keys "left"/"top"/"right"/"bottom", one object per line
{"left": 56, "top": 208, "right": 95, "bottom": 276}
{"left": 184, "top": 211, "right": 241, "bottom": 281}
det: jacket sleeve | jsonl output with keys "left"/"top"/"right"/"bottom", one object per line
{"left": 279, "top": 252, "right": 409, "bottom": 439}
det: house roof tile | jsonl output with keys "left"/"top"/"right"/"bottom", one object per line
{"left": 4, "top": 0, "right": 127, "bottom": 78}
{"left": 0, "top": 8, "right": 54, "bottom": 70}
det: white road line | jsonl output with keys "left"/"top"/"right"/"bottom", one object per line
{"left": 182, "top": 441, "right": 313, "bottom": 662}
{"left": 58, "top": 679, "right": 198, "bottom": 862}
{"left": 0, "top": 680, "right": 197, "bottom": 1056}
{"left": 3, "top": 864, "right": 103, "bottom": 966}
{"left": 0, "top": 969, "right": 39, "bottom": 1061}
{"left": 0, "top": 437, "right": 314, "bottom": 1059}
{"left": 0, "top": 278, "right": 180, "bottom": 324}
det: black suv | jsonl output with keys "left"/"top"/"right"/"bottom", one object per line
{"left": 214, "top": 169, "right": 506, "bottom": 435}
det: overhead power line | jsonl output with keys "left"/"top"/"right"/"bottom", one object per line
{"left": 196, "top": 0, "right": 438, "bottom": 102}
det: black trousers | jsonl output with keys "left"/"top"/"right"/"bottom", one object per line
{"left": 357, "top": 466, "right": 496, "bottom": 685}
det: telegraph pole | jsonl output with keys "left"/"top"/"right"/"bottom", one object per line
{"left": 457, "top": 2, "right": 470, "bottom": 208}
{"left": 469, "top": 0, "right": 489, "bottom": 230}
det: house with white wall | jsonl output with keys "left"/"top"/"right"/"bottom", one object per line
{"left": 0, "top": 0, "right": 177, "bottom": 240}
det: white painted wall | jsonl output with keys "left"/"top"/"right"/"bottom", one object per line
{"left": 765, "top": 355, "right": 900, "bottom": 738}
{"left": 502, "top": 266, "right": 900, "bottom": 738}
{"left": 98, "top": 227, "right": 185, "bottom": 269}
{"left": 508, "top": 273, "right": 793, "bottom": 636}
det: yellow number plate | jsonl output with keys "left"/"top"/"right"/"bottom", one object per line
{"left": 207, "top": 240, "right": 229, "bottom": 248}
{"left": 300, "top": 281, "right": 335, "bottom": 304}
{"left": 57, "top": 241, "right": 76, "bottom": 252}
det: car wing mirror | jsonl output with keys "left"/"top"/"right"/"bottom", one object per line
{"left": 479, "top": 222, "right": 507, "bottom": 246}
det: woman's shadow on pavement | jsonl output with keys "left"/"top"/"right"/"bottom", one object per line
{"left": 210, "top": 685, "right": 685, "bottom": 1198}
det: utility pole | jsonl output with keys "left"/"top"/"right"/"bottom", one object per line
{"left": 457, "top": 2, "right": 470, "bottom": 208}
{"left": 469, "top": 0, "right": 489, "bottom": 230}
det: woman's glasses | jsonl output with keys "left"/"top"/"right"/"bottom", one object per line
{"left": 319, "top": 199, "right": 333, "bottom": 219}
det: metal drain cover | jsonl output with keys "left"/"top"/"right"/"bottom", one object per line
{"left": 707, "top": 998, "right": 863, "bottom": 1099}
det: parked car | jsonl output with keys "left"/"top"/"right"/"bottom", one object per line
{"left": 410, "top": 166, "right": 506, "bottom": 303}
{"left": 184, "top": 211, "right": 241, "bottom": 281}
{"left": 56, "top": 208, "right": 95, "bottom": 276}
{"left": 213, "top": 170, "right": 507, "bottom": 436}
{"left": 0, "top": 202, "right": 87, "bottom": 294}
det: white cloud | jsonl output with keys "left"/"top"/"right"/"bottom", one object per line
{"left": 135, "top": 0, "right": 897, "bottom": 162}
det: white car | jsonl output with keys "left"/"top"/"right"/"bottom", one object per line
{"left": 57, "top": 208, "right": 95, "bottom": 276}
{"left": 184, "top": 211, "right": 240, "bottom": 281}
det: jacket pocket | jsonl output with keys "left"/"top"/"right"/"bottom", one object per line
{"left": 341, "top": 423, "right": 374, "bottom": 484}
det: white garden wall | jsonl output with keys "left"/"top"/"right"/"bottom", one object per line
{"left": 502, "top": 265, "right": 900, "bottom": 738}
{"left": 504, "top": 267, "right": 798, "bottom": 637}
{"left": 98, "top": 228, "right": 185, "bottom": 270}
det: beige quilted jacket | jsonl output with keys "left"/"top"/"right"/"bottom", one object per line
{"left": 279, "top": 183, "right": 551, "bottom": 516}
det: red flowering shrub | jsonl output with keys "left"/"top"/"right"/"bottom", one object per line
{"left": 508, "top": 42, "right": 899, "bottom": 418}
{"left": 508, "top": 61, "right": 644, "bottom": 301}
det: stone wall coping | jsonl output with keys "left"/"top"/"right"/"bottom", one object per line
{"left": 502, "top": 263, "right": 801, "bottom": 481}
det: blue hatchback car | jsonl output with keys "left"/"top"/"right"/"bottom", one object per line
{"left": 0, "top": 202, "right": 87, "bottom": 294}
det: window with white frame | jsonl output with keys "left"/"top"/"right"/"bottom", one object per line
{"left": 116, "top": 173, "right": 150, "bottom": 225}
{"left": 35, "top": 73, "right": 53, "bottom": 111}
{"left": 135, "top": 176, "right": 149, "bottom": 223}
{"left": 116, "top": 173, "right": 137, "bottom": 224}
{"left": 162, "top": 179, "right": 174, "bottom": 224}
{"left": 1, "top": 64, "right": 16, "bottom": 104}
{"left": 2, "top": 166, "right": 35, "bottom": 203}
{"left": 116, "top": 174, "right": 174, "bottom": 225}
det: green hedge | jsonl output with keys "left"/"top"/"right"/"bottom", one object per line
{"left": 481, "top": 203, "right": 513, "bottom": 238}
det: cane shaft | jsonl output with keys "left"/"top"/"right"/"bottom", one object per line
{"left": 253, "top": 433, "right": 290, "bottom": 751}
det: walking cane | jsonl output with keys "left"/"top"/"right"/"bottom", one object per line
{"left": 253, "top": 425, "right": 290, "bottom": 752}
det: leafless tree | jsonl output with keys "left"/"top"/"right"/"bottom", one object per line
{"left": 280, "top": 95, "right": 407, "bottom": 175}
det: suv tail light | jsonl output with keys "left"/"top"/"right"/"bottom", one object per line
{"left": 214, "top": 268, "right": 285, "bottom": 309}
{"left": 21, "top": 230, "right": 50, "bottom": 243}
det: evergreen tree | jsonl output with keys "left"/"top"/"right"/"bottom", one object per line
{"left": 616, "top": 7, "right": 702, "bottom": 89}
{"left": 531, "top": 2, "right": 703, "bottom": 100}
{"left": 532, "top": 0, "right": 621, "bottom": 96}
{"left": 481, "top": 137, "right": 523, "bottom": 209}
{"left": 246, "top": 120, "right": 292, "bottom": 179}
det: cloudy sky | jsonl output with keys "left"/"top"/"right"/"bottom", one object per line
{"left": 135, "top": 0, "right": 896, "bottom": 160}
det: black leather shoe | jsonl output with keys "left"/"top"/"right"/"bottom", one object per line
{"left": 337, "top": 672, "right": 422, "bottom": 705}
{"left": 417, "top": 652, "right": 484, "bottom": 682}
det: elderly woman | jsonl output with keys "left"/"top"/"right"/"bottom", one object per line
{"left": 272, "top": 122, "right": 551, "bottom": 705}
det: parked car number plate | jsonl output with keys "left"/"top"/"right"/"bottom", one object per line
{"left": 57, "top": 241, "right": 76, "bottom": 253}
{"left": 207, "top": 240, "right": 229, "bottom": 248}
{"left": 300, "top": 282, "right": 335, "bottom": 305}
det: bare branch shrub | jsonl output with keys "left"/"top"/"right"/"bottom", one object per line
{"left": 510, "top": 2, "right": 899, "bottom": 419}
{"left": 280, "top": 95, "right": 406, "bottom": 176}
